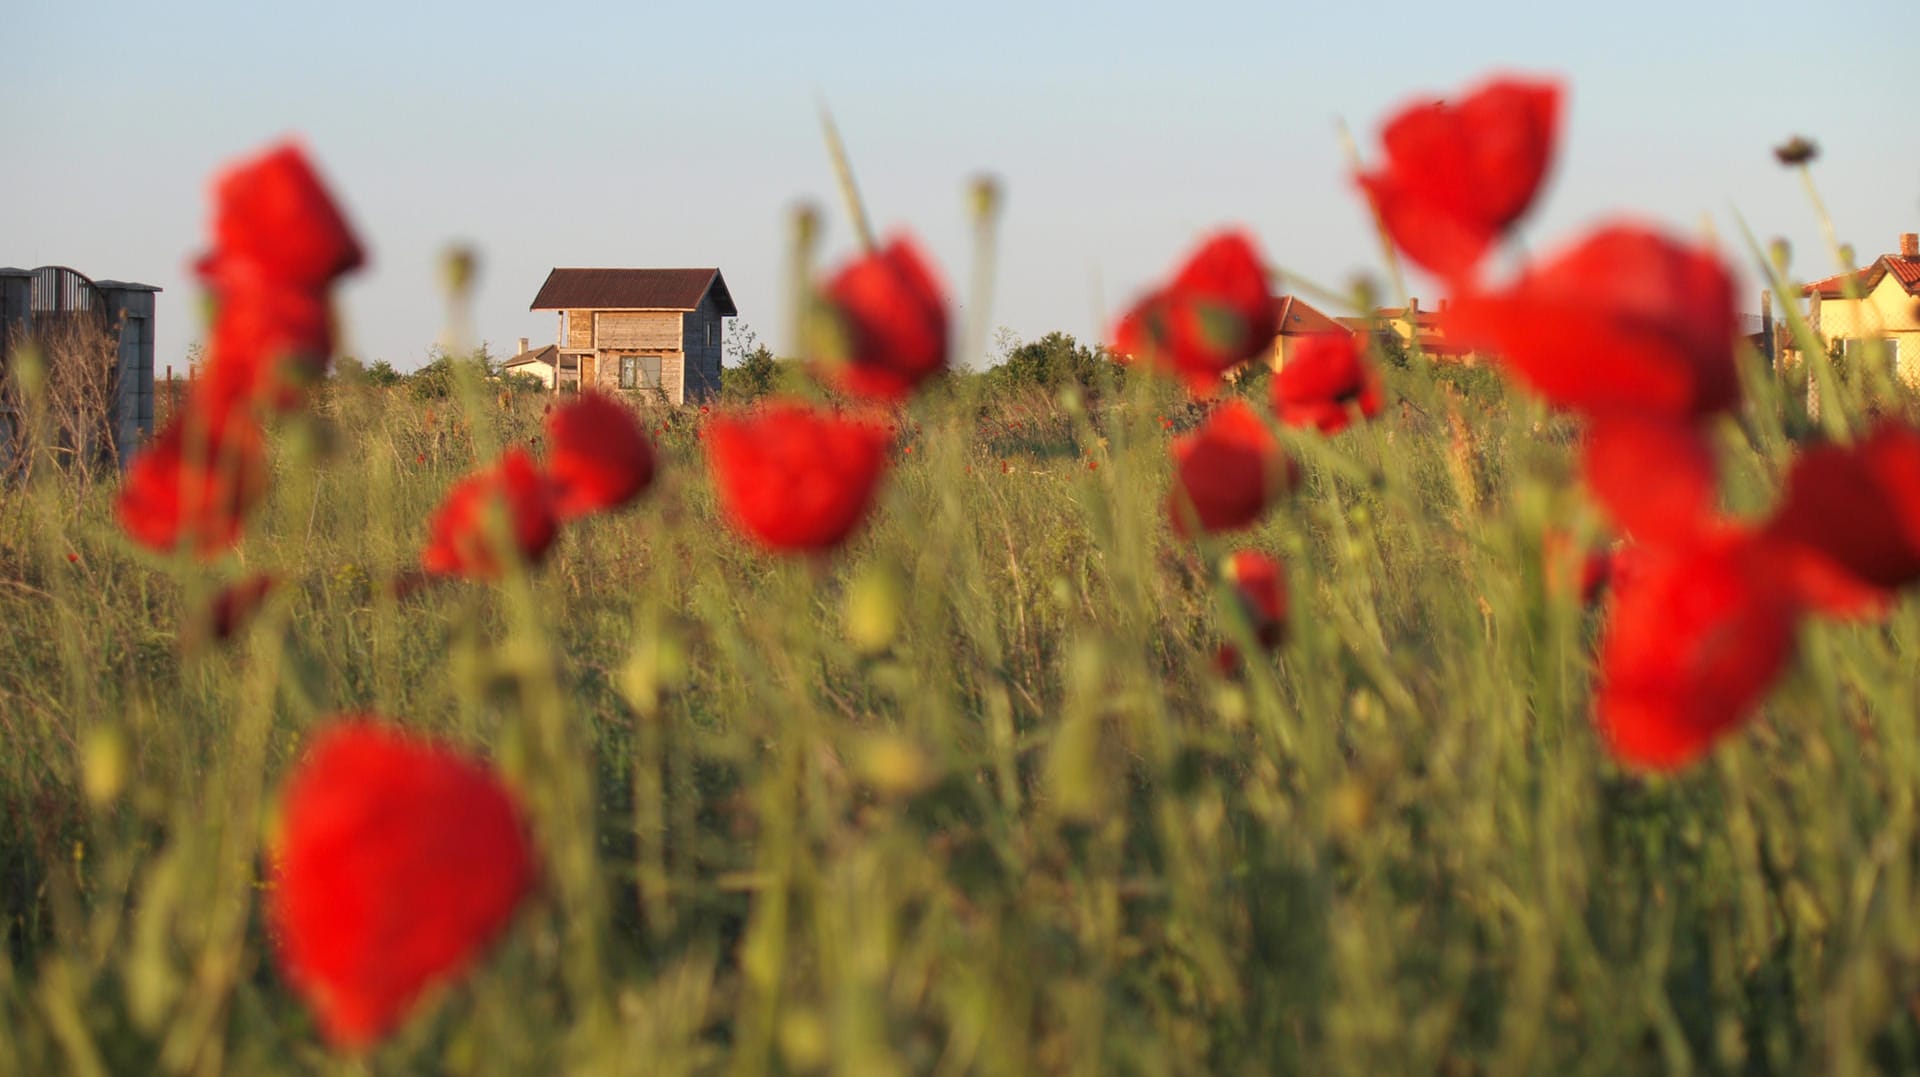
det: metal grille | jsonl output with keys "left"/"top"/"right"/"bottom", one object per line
{"left": 28, "top": 265, "right": 104, "bottom": 316}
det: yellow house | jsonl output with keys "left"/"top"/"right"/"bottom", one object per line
{"left": 1803, "top": 232, "right": 1920, "bottom": 383}
{"left": 1336, "top": 297, "right": 1479, "bottom": 365}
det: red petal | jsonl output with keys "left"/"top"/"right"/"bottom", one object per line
{"left": 1581, "top": 414, "right": 1719, "bottom": 546}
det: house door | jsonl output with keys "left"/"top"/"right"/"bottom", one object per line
{"left": 581, "top": 354, "right": 596, "bottom": 386}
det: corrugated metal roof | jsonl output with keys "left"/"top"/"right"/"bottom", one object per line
{"left": 529, "top": 267, "right": 736, "bottom": 315}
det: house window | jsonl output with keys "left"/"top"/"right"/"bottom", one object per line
{"left": 705, "top": 321, "right": 714, "bottom": 347}
{"left": 619, "top": 355, "right": 665, "bottom": 392}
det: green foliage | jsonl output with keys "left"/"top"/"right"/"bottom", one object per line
{"left": 721, "top": 344, "right": 781, "bottom": 402}
{"left": 0, "top": 356, "right": 1917, "bottom": 1073}
{"left": 720, "top": 321, "right": 800, "bottom": 402}
{"left": 987, "top": 330, "right": 1123, "bottom": 393}
{"left": 407, "top": 344, "right": 496, "bottom": 401}
{"left": 363, "top": 358, "right": 404, "bottom": 388}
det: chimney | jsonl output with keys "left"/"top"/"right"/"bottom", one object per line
{"left": 1902, "top": 232, "right": 1918, "bottom": 258}
{"left": 516, "top": 336, "right": 529, "bottom": 356}
{"left": 1407, "top": 297, "right": 1419, "bottom": 315}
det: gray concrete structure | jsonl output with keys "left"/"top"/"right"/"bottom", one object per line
{"left": 0, "top": 265, "right": 160, "bottom": 468}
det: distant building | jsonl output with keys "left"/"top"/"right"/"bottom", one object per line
{"left": 1802, "top": 232, "right": 1920, "bottom": 383}
{"left": 529, "top": 267, "right": 736, "bottom": 404}
{"left": 1265, "top": 295, "right": 1354, "bottom": 371}
{"left": 1339, "top": 297, "right": 1477, "bottom": 365}
{"left": 0, "top": 265, "right": 159, "bottom": 467}
{"left": 499, "top": 338, "right": 578, "bottom": 391}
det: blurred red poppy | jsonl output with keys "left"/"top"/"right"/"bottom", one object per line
{"left": 1226, "top": 549, "right": 1289, "bottom": 647}
{"left": 1593, "top": 532, "right": 1800, "bottom": 770}
{"left": 705, "top": 400, "right": 891, "bottom": 552}
{"left": 270, "top": 718, "right": 534, "bottom": 1050}
{"left": 1581, "top": 414, "right": 1720, "bottom": 546}
{"left": 193, "top": 268, "right": 337, "bottom": 417}
{"left": 1113, "top": 231, "right": 1277, "bottom": 396}
{"left": 1762, "top": 420, "right": 1920, "bottom": 617}
{"left": 209, "top": 572, "right": 277, "bottom": 641}
{"left": 204, "top": 141, "right": 365, "bottom": 289}
{"left": 1357, "top": 76, "right": 1561, "bottom": 282}
{"left": 544, "top": 392, "right": 655, "bottom": 520}
{"left": 420, "top": 449, "right": 560, "bottom": 579}
{"left": 1168, "top": 399, "right": 1297, "bottom": 536}
{"left": 1447, "top": 224, "right": 1740, "bottom": 421}
{"left": 116, "top": 411, "right": 269, "bottom": 558}
{"left": 1272, "top": 333, "right": 1383, "bottom": 434}
{"left": 816, "top": 236, "right": 950, "bottom": 401}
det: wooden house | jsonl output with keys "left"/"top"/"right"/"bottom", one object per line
{"left": 1802, "top": 232, "right": 1920, "bottom": 385}
{"left": 529, "top": 268, "right": 736, "bottom": 404}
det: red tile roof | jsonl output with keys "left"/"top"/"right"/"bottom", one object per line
{"left": 1887, "top": 256, "right": 1920, "bottom": 290}
{"left": 1803, "top": 255, "right": 1920, "bottom": 298}
{"left": 530, "top": 268, "right": 737, "bottom": 314}
{"left": 1271, "top": 295, "right": 1351, "bottom": 337}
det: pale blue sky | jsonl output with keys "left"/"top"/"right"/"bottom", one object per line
{"left": 7, "top": 0, "right": 1915, "bottom": 372}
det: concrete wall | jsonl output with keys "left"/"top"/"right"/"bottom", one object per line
{"left": 99, "top": 283, "right": 158, "bottom": 458}
{"left": 1, "top": 268, "right": 158, "bottom": 467}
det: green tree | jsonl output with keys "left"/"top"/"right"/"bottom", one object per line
{"left": 987, "top": 331, "right": 1121, "bottom": 392}
{"left": 721, "top": 322, "right": 796, "bottom": 402}
{"left": 363, "top": 359, "right": 404, "bottom": 388}
{"left": 407, "top": 344, "right": 495, "bottom": 400}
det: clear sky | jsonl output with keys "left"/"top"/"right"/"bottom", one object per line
{"left": 7, "top": 0, "right": 1915, "bottom": 372}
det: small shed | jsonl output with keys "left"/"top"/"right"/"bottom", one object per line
{"left": 529, "top": 267, "right": 736, "bottom": 404}
{"left": 0, "top": 265, "right": 159, "bottom": 468}
{"left": 500, "top": 338, "right": 579, "bottom": 391}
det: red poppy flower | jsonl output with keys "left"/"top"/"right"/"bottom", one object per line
{"left": 208, "top": 572, "right": 277, "bottom": 641}
{"left": 816, "top": 236, "right": 950, "bottom": 401}
{"left": 1581, "top": 414, "right": 1720, "bottom": 547}
{"left": 192, "top": 268, "right": 337, "bottom": 417}
{"left": 204, "top": 141, "right": 364, "bottom": 289}
{"left": 1446, "top": 224, "right": 1740, "bottom": 421}
{"left": 1593, "top": 532, "right": 1800, "bottom": 771}
{"left": 270, "top": 718, "right": 534, "bottom": 1050}
{"left": 1168, "top": 399, "right": 1297, "bottom": 537}
{"left": 705, "top": 400, "right": 891, "bottom": 552}
{"left": 1761, "top": 420, "right": 1920, "bottom": 617}
{"left": 543, "top": 392, "right": 655, "bottom": 520}
{"left": 1357, "top": 76, "right": 1562, "bottom": 282}
{"left": 420, "top": 449, "right": 560, "bottom": 579}
{"left": 1272, "top": 333, "right": 1384, "bottom": 434}
{"left": 1113, "top": 231, "right": 1277, "bottom": 396}
{"left": 116, "top": 411, "right": 269, "bottom": 557}
{"left": 1225, "top": 549, "right": 1288, "bottom": 648}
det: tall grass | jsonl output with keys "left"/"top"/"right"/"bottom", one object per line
{"left": 1, "top": 331, "right": 1917, "bottom": 1074}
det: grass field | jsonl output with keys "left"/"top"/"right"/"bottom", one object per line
{"left": 2, "top": 322, "right": 1918, "bottom": 1075}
